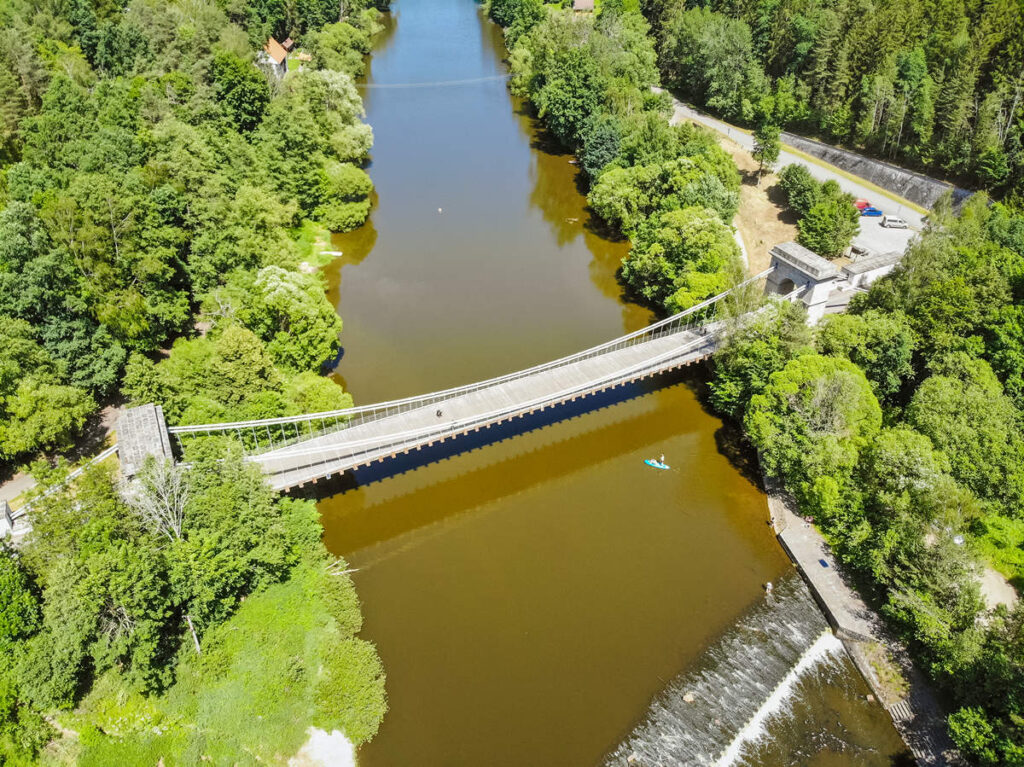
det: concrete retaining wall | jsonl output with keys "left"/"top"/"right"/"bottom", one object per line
{"left": 781, "top": 132, "right": 973, "bottom": 211}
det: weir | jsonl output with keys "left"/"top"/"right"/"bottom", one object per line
{"left": 604, "top": 573, "right": 848, "bottom": 766}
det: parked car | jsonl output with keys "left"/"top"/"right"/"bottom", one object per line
{"left": 882, "top": 215, "right": 908, "bottom": 229}
{"left": 861, "top": 206, "right": 883, "bottom": 217}
{"left": 848, "top": 244, "right": 870, "bottom": 260}
{"left": 853, "top": 198, "right": 870, "bottom": 210}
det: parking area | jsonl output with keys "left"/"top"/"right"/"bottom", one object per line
{"left": 852, "top": 216, "right": 918, "bottom": 256}
{"left": 665, "top": 96, "right": 924, "bottom": 260}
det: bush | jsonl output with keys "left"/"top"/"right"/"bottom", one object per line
{"left": 778, "top": 164, "right": 820, "bottom": 215}
{"left": 314, "top": 637, "right": 387, "bottom": 744}
{"left": 321, "top": 161, "right": 373, "bottom": 202}
{"left": 320, "top": 200, "right": 371, "bottom": 232}
{"left": 797, "top": 196, "right": 860, "bottom": 258}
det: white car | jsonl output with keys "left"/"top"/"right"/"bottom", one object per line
{"left": 881, "top": 215, "right": 908, "bottom": 229}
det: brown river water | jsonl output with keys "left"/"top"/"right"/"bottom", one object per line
{"left": 316, "top": 1, "right": 910, "bottom": 764}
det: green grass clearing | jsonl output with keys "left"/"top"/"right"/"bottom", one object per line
{"left": 975, "top": 514, "right": 1024, "bottom": 591}
{"left": 291, "top": 220, "right": 338, "bottom": 269}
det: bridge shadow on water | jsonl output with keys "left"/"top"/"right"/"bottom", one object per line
{"left": 289, "top": 362, "right": 765, "bottom": 514}
{"left": 290, "top": 367, "right": 708, "bottom": 501}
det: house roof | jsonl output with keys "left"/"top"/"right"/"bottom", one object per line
{"left": 282, "top": 37, "right": 295, "bottom": 50}
{"left": 264, "top": 37, "right": 288, "bottom": 65}
{"left": 573, "top": 0, "right": 595, "bottom": 9}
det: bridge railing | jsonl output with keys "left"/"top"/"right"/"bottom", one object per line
{"left": 166, "top": 268, "right": 775, "bottom": 457}
{"left": 248, "top": 324, "right": 726, "bottom": 476}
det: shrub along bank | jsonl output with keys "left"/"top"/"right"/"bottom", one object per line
{"left": 489, "top": 0, "right": 744, "bottom": 314}
{"left": 710, "top": 195, "right": 1024, "bottom": 765}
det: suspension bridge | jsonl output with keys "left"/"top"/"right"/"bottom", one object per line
{"left": 5, "top": 240, "right": 890, "bottom": 538}
{"left": 163, "top": 267, "right": 776, "bottom": 491}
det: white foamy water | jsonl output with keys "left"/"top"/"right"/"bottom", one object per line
{"left": 604, "top": 573, "right": 844, "bottom": 766}
{"left": 716, "top": 631, "right": 843, "bottom": 766}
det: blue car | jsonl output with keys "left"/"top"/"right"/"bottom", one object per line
{"left": 861, "top": 206, "right": 883, "bottom": 217}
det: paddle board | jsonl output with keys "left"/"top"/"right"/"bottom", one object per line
{"left": 644, "top": 459, "right": 670, "bottom": 470}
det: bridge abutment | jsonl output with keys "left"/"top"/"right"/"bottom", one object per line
{"left": 766, "top": 242, "right": 840, "bottom": 324}
{"left": 117, "top": 404, "right": 174, "bottom": 477}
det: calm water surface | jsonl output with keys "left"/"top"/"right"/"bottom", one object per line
{"left": 317, "top": 1, "right": 908, "bottom": 764}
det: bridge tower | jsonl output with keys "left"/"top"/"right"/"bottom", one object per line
{"left": 117, "top": 404, "right": 174, "bottom": 477}
{"left": 765, "top": 241, "right": 839, "bottom": 324}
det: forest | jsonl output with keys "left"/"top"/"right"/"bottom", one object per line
{"left": 0, "top": 0, "right": 384, "bottom": 460}
{"left": 0, "top": 0, "right": 389, "bottom": 762}
{"left": 710, "top": 195, "right": 1024, "bottom": 765}
{"left": 641, "top": 0, "right": 1024, "bottom": 197}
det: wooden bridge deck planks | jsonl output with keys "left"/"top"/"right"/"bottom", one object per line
{"left": 255, "top": 329, "right": 717, "bottom": 490}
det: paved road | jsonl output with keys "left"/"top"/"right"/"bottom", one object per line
{"left": 0, "top": 473, "right": 35, "bottom": 505}
{"left": 663, "top": 95, "right": 920, "bottom": 257}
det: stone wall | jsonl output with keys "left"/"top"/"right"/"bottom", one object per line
{"left": 781, "top": 132, "right": 973, "bottom": 211}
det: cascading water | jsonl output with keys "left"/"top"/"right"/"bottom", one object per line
{"left": 603, "top": 572, "right": 862, "bottom": 766}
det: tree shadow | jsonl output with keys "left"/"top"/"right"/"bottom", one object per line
{"left": 765, "top": 183, "right": 800, "bottom": 225}
{"left": 740, "top": 168, "right": 761, "bottom": 187}
{"left": 673, "top": 364, "right": 766, "bottom": 491}
{"left": 62, "top": 398, "right": 123, "bottom": 464}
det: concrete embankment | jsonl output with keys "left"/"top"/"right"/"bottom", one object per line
{"left": 765, "top": 478, "right": 964, "bottom": 767}
{"left": 779, "top": 132, "right": 972, "bottom": 212}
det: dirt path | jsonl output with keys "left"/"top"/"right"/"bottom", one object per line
{"left": 0, "top": 404, "right": 121, "bottom": 509}
{"left": 717, "top": 144, "right": 799, "bottom": 274}
{"left": 980, "top": 567, "right": 1019, "bottom": 611}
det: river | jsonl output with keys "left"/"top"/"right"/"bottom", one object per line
{"left": 316, "top": 1, "right": 910, "bottom": 764}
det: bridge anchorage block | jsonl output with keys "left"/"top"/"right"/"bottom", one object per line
{"left": 766, "top": 241, "right": 841, "bottom": 325}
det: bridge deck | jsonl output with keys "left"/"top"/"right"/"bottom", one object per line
{"left": 256, "top": 326, "right": 720, "bottom": 490}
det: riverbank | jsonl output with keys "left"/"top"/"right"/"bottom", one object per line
{"left": 766, "top": 476, "right": 963, "bottom": 766}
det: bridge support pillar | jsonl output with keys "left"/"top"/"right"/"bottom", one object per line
{"left": 117, "top": 404, "right": 174, "bottom": 477}
{"left": 765, "top": 242, "right": 840, "bottom": 324}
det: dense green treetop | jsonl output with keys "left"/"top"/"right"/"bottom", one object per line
{"left": 0, "top": 0, "right": 379, "bottom": 459}
{"left": 644, "top": 0, "right": 1024, "bottom": 197}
